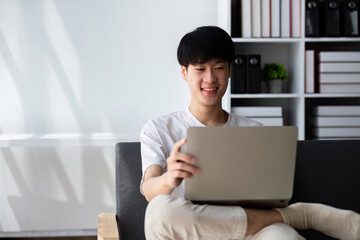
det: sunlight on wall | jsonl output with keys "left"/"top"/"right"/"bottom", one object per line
{"left": 0, "top": 1, "right": 26, "bottom": 134}
{"left": 43, "top": 0, "right": 82, "bottom": 105}
{"left": 0, "top": 54, "right": 26, "bottom": 133}
{"left": 47, "top": 59, "right": 81, "bottom": 132}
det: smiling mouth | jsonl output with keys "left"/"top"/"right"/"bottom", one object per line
{"left": 201, "top": 87, "right": 219, "bottom": 91}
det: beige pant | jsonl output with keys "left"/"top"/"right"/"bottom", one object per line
{"left": 145, "top": 194, "right": 305, "bottom": 240}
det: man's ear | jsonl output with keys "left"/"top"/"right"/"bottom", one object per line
{"left": 181, "top": 65, "right": 188, "bottom": 81}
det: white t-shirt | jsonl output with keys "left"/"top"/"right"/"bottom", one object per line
{"left": 140, "top": 108, "right": 262, "bottom": 198}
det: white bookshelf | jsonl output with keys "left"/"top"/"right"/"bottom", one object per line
{"left": 218, "top": 0, "right": 360, "bottom": 140}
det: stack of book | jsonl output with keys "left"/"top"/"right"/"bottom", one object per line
{"left": 312, "top": 105, "right": 360, "bottom": 139}
{"left": 231, "top": 0, "right": 301, "bottom": 38}
{"left": 231, "top": 106, "right": 284, "bottom": 126}
{"left": 319, "top": 51, "right": 360, "bottom": 93}
{"left": 305, "top": 51, "right": 360, "bottom": 93}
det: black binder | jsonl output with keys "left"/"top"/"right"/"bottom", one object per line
{"left": 321, "top": 0, "right": 341, "bottom": 37}
{"left": 306, "top": 0, "right": 320, "bottom": 37}
{"left": 231, "top": 55, "right": 247, "bottom": 93}
{"left": 231, "top": 0, "right": 241, "bottom": 37}
{"left": 246, "top": 55, "right": 261, "bottom": 93}
{"left": 343, "top": 0, "right": 359, "bottom": 37}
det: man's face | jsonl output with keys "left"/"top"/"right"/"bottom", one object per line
{"left": 181, "top": 59, "right": 230, "bottom": 108}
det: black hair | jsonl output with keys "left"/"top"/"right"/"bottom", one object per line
{"left": 177, "top": 26, "right": 234, "bottom": 68}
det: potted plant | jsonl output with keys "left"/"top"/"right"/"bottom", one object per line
{"left": 262, "top": 63, "right": 288, "bottom": 93}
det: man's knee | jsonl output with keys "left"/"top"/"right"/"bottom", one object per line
{"left": 144, "top": 194, "right": 181, "bottom": 239}
{"left": 253, "top": 223, "right": 305, "bottom": 240}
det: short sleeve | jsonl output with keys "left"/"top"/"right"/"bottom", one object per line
{"left": 139, "top": 120, "right": 168, "bottom": 194}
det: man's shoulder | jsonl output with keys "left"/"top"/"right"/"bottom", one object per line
{"left": 141, "top": 110, "right": 188, "bottom": 147}
{"left": 142, "top": 110, "right": 187, "bottom": 131}
{"left": 148, "top": 110, "right": 185, "bottom": 124}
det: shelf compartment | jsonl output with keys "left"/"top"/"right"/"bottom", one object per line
{"left": 305, "top": 97, "right": 360, "bottom": 140}
{"left": 234, "top": 41, "right": 304, "bottom": 95}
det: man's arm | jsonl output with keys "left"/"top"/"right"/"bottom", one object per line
{"left": 141, "top": 165, "right": 171, "bottom": 202}
{"left": 141, "top": 139, "right": 199, "bottom": 202}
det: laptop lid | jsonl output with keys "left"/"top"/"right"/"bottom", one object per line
{"left": 184, "top": 126, "right": 298, "bottom": 208}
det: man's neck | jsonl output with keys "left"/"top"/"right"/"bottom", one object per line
{"left": 188, "top": 104, "right": 228, "bottom": 127}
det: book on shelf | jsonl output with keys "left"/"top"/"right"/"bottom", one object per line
{"left": 231, "top": 0, "right": 301, "bottom": 38}
{"left": 306, "top": 0, "right": 359, "bottom": 37}
{"left": 232, "top": 106, "right": 283, "bottom": 117}
{"left": 312, "top": 116, "right": 360, "bottom": 126}
{"left": 231, "top": 0, "right": 242, "bottom": 37}
{"left": 231, "top": 55, "right": 261, "bottom": 94}
{"left": 312, "top": 105, "right": 360, "bottom": 139}
{"left": 271, "top": 0, "right": 281, "bottom": 37}
{"left": 247, "top": 55, "right": 261, "bottom": 93}
{"left": 252, "top": 0, "right": 261, "bottom": 37}
{"left": 319, "top": 63, "right": 360, "bottom": 73}
{"left": 319, "top": 73, "right": 360, "bottom": 83}
{"left": 322, "top": 0, "right": 341, "bottom": 37}
{"left": 281, "top": 0, "right": 291, "bottom": 37}
{"left": 305, "top": 0, "right": 320, "bottom": 37}
{"left": 261, "top": 0, "right": 271, "bottom": 37}
{"left": 291, "top": 0, "right": 302, "bottom": 37}
{"left": 312, "top": 105, "right": 360, "bottom": 116}
{"left": 251, "top": 117, "right": 284, "bottom": 126}
{"left": 231, "top": 55, "right": 247, "bottom": 93}
{"left": 318, "top": 51, "right": 360, "bottom": 62}
{"left": 343, "top": 0, "right": 359, "bottom": 37}
{"left": 313, "top": 127, "right": 360, "bottom": 137}
{"left": 319, "top": 83, "right": 360, "bottom": 93}
{"left": 315, "top": 51, "right": 360, "bottom": 93}
{"left": 305, "top": 50, "right": 315, "bottom": 93}
{"left": 232, "top": 106, "right": 284, "bottom": 126}
{"left": 242, "top": 0, "right": 252, "bottom": 37}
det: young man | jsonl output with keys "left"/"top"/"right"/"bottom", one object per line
{"left": 140, "top": 26, "right": 360, "bottom": 239}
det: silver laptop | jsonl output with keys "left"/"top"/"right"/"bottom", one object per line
{"left": 184, "top": 126, "right": 298, "bottom": 208}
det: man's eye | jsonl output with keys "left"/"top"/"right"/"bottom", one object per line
{"left": 196, "top": 68, "right": 205, "bottom": 71}
{"left": 215, "top": 67, "right": 225, "bottom": 70}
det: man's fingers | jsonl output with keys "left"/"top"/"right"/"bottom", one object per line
{"left": 169, "top": 160, "right": 199, "bottom": 174}
{"left": 173, "top": 138, "right": 186, "bottom": 153}
{"left": 167, "top": 151, "right": 195, "bottom": 166}
{"left": 175, "top": 152, "right": 195, "bottom": 164}
{"left": 170, "top": 170, "right": 193, "bottom": 179}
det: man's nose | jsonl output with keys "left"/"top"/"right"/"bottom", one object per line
{"left": 203, "top": 69, "right": 216, "bottom": 83}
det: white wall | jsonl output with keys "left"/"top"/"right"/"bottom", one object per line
{"left": 0, "top": 0, "right": 217, "bottom": 138}
{"left": 0, "top": 0, "right": 218, "bottom": 234}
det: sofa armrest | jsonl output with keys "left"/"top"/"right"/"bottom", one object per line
{"left": 98, "top": 213, "right": 119, "bottom": 240}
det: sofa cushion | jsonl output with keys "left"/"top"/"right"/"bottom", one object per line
{"left": 291, "top": 140, "right": 360, "bottom": 239}
{"left": 116, "top": 142, "right": 147, "bottom": 240}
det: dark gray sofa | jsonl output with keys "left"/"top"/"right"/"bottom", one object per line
{"left": 114, "top": 140, "right": 360, "bottom": 240}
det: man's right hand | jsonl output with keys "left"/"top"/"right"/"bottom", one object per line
{"left": 163, "top": 138, "right": 200, "bottom": 189}
{"left": 142, "top": 138, "right": 200, "bottom": 202}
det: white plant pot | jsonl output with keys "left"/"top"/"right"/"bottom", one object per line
{"left": 268, "top": 79, "right": 283, "bottom": 93}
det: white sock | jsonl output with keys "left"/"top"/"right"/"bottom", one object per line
{"left": 275, "top": 202, "right": 360, "bottom": 240}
